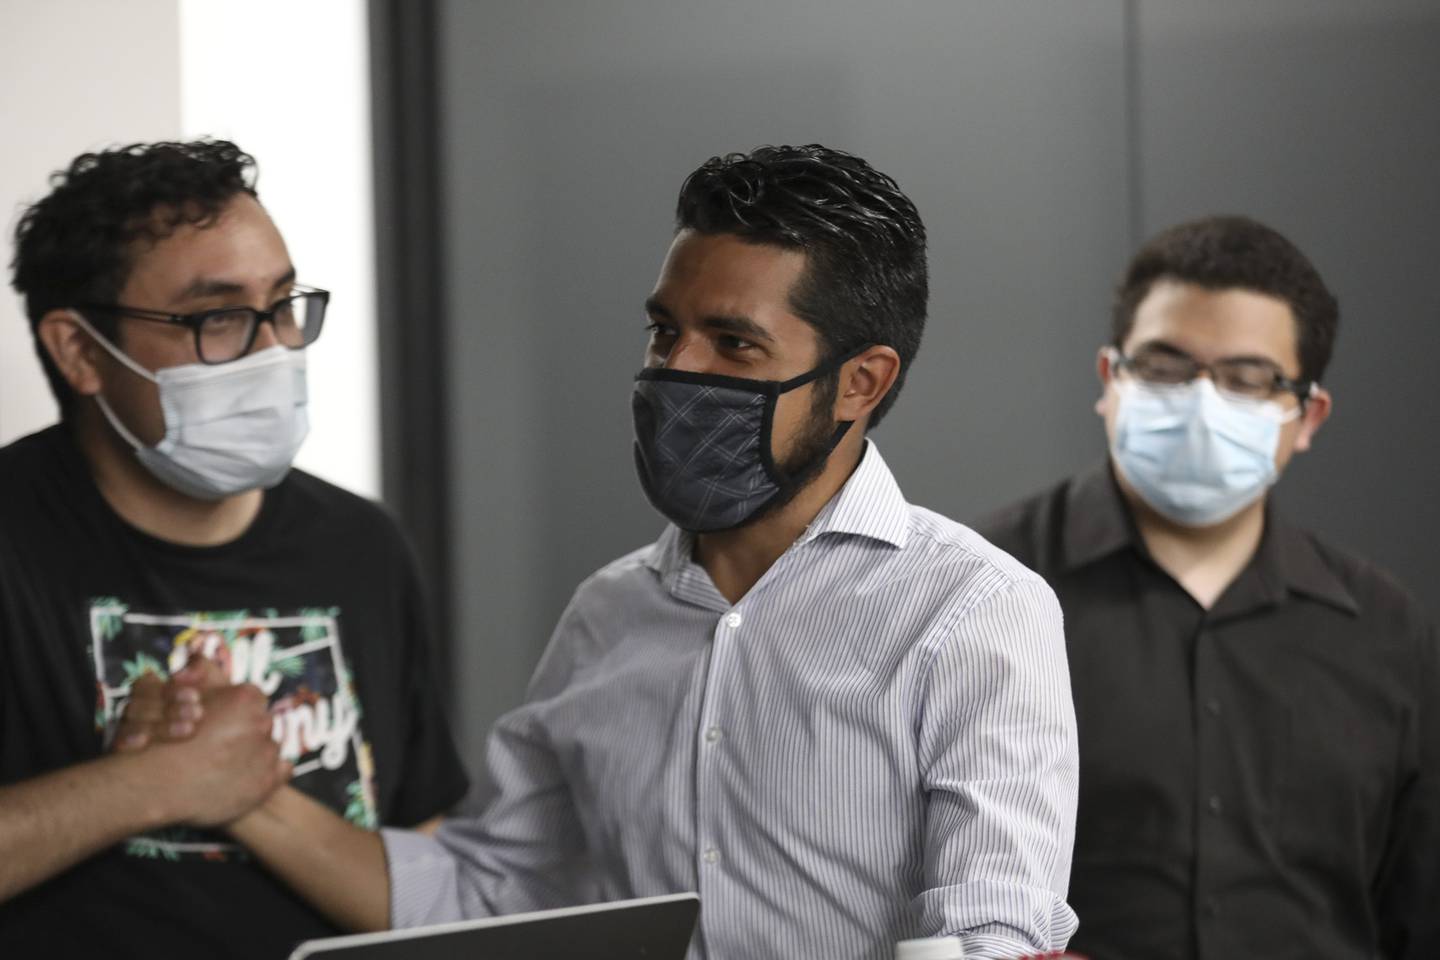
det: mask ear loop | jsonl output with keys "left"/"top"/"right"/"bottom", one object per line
{"left": 763, "top": 342, "right": 874, "bottom": 487}
{"left": 1257, "top": 380, "right": 1315, "bottom": 425}
{"left": 1295, "top": 380, "right": 1318, "bottom": 416}
{"left": 66, "top": 310, "right": 160, "bottom": 383}
{"left": 775, "top": 342, "right": 873, "bottom": 392}
{"left": 1266, "top": 383, "right": 1315, "bottom": 426}
{"left": 65, "top": 310, "right": 161, "bottom": 452}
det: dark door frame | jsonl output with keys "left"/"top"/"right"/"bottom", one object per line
{"left": 370, "top": 0, "right": 455, "bottom": 707}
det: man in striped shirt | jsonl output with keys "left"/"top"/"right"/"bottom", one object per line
{"left": 125, "top": 144, "right": 1080, "bottom": 959}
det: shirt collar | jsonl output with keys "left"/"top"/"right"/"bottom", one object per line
{"left": 1062, "top": 458, "right": 1359, "bottom": 616}
{"left": 644, "top": 438, "right": 912, "bottom": 581}
{"left": 1061, "top": 460, "right": 1136, "bottom": 571}
{"left": 797, "top": 439, "right": 911, "bottom": 550}
{"left": 1251, "top": 511, "right": 1359, "bottom": 616}
{"left": 644, "top": 523, "right": 692, "bottom": 580}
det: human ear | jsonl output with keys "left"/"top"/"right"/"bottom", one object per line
{"left": 37, "top": 310, "right": 106, "bottom": 397}
{"left": 1291, "top": 385, "right": 1332, "bottom": 454}
{"left": 1094, "top": 345, "right": 1117, "bottom": 417}
{"left": 834, "top": 345, "right": 901, "bottom": 424}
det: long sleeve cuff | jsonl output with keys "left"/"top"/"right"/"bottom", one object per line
{"left": 915, "top": 880, "right": 1079, "bottom": 959}
{"left": 382, "top": 826, "right": 470, "bottom": 928}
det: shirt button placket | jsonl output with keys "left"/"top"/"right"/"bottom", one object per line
{"left": 703, "top": 611, "right": 741, "bottom": 754}
{"left": 1193, "top": 624, "right": 1225, "bottom": 958}
{"left": 697, "top": 608, "right": 742, "bottom": 882}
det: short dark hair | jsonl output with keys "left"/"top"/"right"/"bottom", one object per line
{"left": 675, "top": 144, "right": 928, "bottom": 429}
{"left": 10, "top": 139, "right": 259, "bottom": 415}
{"left": 1112, "top": 215, "right": 1339, "bottom": 383}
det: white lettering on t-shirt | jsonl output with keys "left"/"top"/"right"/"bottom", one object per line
{"left": 227, "top": 629, "right": 284, "bottom": 696}
{"left": 271, "top": 690, "right": 359, "bottom": 770}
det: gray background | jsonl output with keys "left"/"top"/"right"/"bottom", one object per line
{"left": 429, "top": 0, "right": 1440, "bottom": 767}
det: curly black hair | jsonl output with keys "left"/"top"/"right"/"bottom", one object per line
{"left": 1112, "top": 215, "right": 1339, "bottom": 384}
{"left": 675, "top": 144, "right": 928, "bottom": 429}
{"left": 10, "top": 139, "right": 259, "bottom": 415}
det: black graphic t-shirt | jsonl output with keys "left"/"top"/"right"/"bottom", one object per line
{"left": 0, "top": 426, "right": 470, "bottom": 958}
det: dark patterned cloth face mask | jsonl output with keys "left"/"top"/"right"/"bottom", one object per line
{"left": 631, "top": 348, "right": 863, "bottom": 533}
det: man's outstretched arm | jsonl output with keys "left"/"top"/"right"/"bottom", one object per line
{"left": 0, "top": 752, "right": 181, "bottom": 902}
{"left": 118, "top": 667, "right": 398, "bottom": 932}
{"left": 0, "top": 682, "right": 284, "bottom": 903}
{"left": 228, "top": 786, "right": 392, "bottom": 932}
{"left": 229, "top": 793, "right": 445, "bottom": 933}
{"left": 124, "top": 608, "right": 598, "bottom": 934}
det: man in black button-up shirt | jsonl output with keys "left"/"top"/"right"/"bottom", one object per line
{"left": 979, "top": 215, "right": 1438, "bottom": 960}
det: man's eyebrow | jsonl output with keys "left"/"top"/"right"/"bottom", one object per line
{"left": 174, "top": 277, "right": 247, "bottom": 302}
{"left": 643, "top": 297, "right": 775, "bottom": 344}
{"left": 1135, "top": 340, "right": 1284, "bottom": 367}
{"left": 1217, "top": 353, "right": 1286, "bottom": 368}
{"left": 172, "top": 266, "right": 297, "bottom": 305}
{"left": 1131, "top": 339, "right": 1189, "bottom": 357}
{"left": 703, "top": 314, "right": 774, "bottom": 344}
{"left": 269, "top": 266, "right": 297, "bottom": 292}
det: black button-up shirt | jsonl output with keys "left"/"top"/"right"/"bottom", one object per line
{"left": 977, "top": 462, "right": 1439, "bottom": 960}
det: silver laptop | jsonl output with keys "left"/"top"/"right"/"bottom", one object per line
{"left": 288, "top": 893, "right": 700, "bottom": 960}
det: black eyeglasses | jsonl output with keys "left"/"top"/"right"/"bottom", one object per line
{"left": 1111, "top": 345, "right": 1314, "bottom": 402}
{"left": 77, "top": 285, "right": 329, "bottom": 365}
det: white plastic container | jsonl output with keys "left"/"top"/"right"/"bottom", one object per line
{"left": 894, "top": 935, "right": 965, "bottom": 959}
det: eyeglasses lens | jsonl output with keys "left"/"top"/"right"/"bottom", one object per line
{"left": 197, "top": 294, "right": 325, "bottom": 363}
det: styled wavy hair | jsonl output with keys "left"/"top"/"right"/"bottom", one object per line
{"left": 10, "top": 139, "right": 259, "bottom": 415}
{"left": 675, "top": 144, "right": 928, "bottom": 429}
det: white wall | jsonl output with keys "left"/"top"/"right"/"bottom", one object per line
{"left": 0, "top": 0, "right": 181, "bottom": 443}
{"left": 1, "top": 0, "right": 379, "bottom": 500}
{"left": 179, "top": 0, "right": 379, "bottom": 498}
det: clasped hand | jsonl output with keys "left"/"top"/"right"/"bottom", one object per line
{"left": 111, "top": 658, "right": 290, "bottom": 827}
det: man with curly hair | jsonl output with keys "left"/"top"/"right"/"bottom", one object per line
{"left": 133, "top": 144, "right": 1081, "bottom": 959}
{"left": 0, "top": 140, "right": 468, "bottom": 957}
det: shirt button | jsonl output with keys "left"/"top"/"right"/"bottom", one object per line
{"left": 1205, "top": 698, "right": 1222, "bottom": 717}
{"left": 1203, "top": 897, "right": 1221, "bottom": 919}
{"left": 723, "top": 611, "right": 743, "bottom": 629}
{"left": 705, "top": 726, "right": 723, "bottom": 744}
{"left": 1207, "top": 794, "right": 1224, "bottom": 816}
{"left": 703, "top": 848, "right": 720, "bottom": 864}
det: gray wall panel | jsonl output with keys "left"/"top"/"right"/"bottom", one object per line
{"left": 431, "top": 1, "right": 1439, "bottom": 771}
{"left": 1135, "top": 1, "right": 1440, "bottom": 604}
{"left": 436, "top": 0, "right": 1131, "bottom": 765}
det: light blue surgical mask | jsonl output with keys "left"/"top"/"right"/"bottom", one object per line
{"left": 71, "top": 311, "right": 309, "bottom": 501}
{"left": 1111, "top": 377, "right": 1299, "bottom": 527}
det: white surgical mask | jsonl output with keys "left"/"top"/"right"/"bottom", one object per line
{"left": 71, "top": 311, "right": 309, "bottom": 501}
{"left": 1111, "top": 377, "right": 1298, "bottom": 527}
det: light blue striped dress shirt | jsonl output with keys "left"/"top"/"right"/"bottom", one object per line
{"left": 384, "top": 442, "right": 1079, "bottom": 958}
